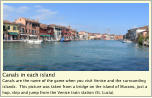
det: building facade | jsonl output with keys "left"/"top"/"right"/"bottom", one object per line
{"left": 78, "top": 31, "right": 88, "bottom": 40}
{"left": 18, "top": 24, "right": 26, "bottom": 40}
{"left": 126, "top": 26, "right": 148, "bottom": 41}
{"left": 114, "top": 35, "right": 123, "bottom": 40}
{"left": 3, "top": 20, "right": 20, "bottom": 40}
{"left": 49, "top": 24, "right": 62, "bottom": 41}
{"left": 15, "top": 17, "right": 40, "bottom": 40}
{"left": 40, "top": 24, "right": 54, "bottom": 41}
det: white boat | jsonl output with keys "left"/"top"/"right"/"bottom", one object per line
{"left": 27, "top": 40, "right": 42, "bottom": 44}
{"left": 26, "top": 35, "right": 42, "bottom": 44}
{"left": 122, "top": 40, "right": 132, "bottom": 43}
{"left": 23, "top": 39, "right": 28, "bottom": 42}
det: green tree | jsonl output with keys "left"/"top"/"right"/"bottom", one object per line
{"left": 138, "top": 34, "right": 144, "bottom": 45}
{"left": 145, "top": 35, "right": 149, "bottom": 41}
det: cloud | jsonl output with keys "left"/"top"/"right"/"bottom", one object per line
{"left": 3, "top": 4, "right": 29, "bottom": 14}
{"left": 32, "top": 6, "right": 57, "bottom": 21}
{"left": 3, "top": 4, "right": 30, "bottom": 20}
{"left": 3, "top": 4, "right": 57, "bottom": 22}
{"left": 3, "top": 4, "right": 93, "bottom": 32}
{"left": 17, "top": 6, "right": 29, "bottom": 13}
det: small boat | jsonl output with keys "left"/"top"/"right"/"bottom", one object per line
{"left": 122, "top": 40, "right": 132, "bottom": 43}
{"left": 27, "top": 35, "right": 42, "bottom": 44}
{"left": 23, "top": 39, "right": 28, "bottom": 42}
{"left": 60, "top": 37, "right": 71, "bottom": 42}
{"left": 27, "top": 40, "right": 42, "bottom": 44}
{"left": 63, "top": 40, "right": 71, "bottom": 42}
{"left": 60, "top": 37, "right": 64, "bottom": 42}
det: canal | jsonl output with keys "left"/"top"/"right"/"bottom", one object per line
{"left": 3, "top": 40, "right": 149, "bottom": 71}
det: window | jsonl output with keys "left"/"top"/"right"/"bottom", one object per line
{"left": 20, "top": 28, "right": 24, "bottom": 33}
{"left": 3, "top": 26, "right": 6, "bottom": 31}
{"left": 8, "top": 26, "right": 10, "bottom": 30}
{"left": 17, "top": 27, "right": 20, "bottom": 30}
{"left": 32, "top": 30, "right": 35, "bottom": 35}
{"left": 22, "top": 28, "right": 24, "bottom": 33}
{"left": 13, "top": 26, "right": 16, "bottom": 30}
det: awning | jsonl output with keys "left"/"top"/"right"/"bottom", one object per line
{"left": 8, "top": 32, "right": 18, "bottom": 35}
{"left": 40, "top": 35, "right": 51, "bottom": 37}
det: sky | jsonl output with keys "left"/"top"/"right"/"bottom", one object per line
{"left": 3, "top": 3, "right": 149, "bottom": 34}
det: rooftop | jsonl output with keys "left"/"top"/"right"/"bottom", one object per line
{"left": 17, "top": 17, "right": 40, "bottom": 24}
{"left": 129, "top": 25, "right": 148, "bottom": 30}
{"left": 40, "top": 24, "right": 48, "bottom": 29}
{"left": 4, "top": 20, "right": 21, "bottom": 25}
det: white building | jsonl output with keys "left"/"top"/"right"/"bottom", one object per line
{"left": 126, "top": 26, "right": 148, "bottom": 41}
{"left": 78, "top": 31, "right": 88, "bottom": 40}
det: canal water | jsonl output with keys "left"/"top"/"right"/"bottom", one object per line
{"left": 3, "top": 40, "right": 149, "bottom": 71}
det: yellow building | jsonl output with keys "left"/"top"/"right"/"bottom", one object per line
{"left": 3, "top": 20, "right": 20, "bottom": 40}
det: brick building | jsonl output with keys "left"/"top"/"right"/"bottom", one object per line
{"left": 40, "top": 24, "right": 54, "bottom": 41}
{"left": 15, "top": 17, "right": 40, "bottom": 40}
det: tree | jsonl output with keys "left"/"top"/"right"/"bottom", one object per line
{"left": 138, "top": 34, "right": 144, "bottom": 45}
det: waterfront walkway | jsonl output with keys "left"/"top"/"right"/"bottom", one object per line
{"left": 3, "top": 40, "right": 25, "bottom": 42}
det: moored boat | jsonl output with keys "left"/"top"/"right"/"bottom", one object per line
{"left": 122, "top": 39, "right": 132, "bottom": 43}
{"left": 60, "top": 37, "right": 71, "bottom": 42}
{"left": 27, "top": 40, "right": 42, "bottom": 44}
{"left": 63, "top": 40, "right": 71, "bottom": 42}
{"left": 26, "top": 35, "right": 42, "bottom": 44}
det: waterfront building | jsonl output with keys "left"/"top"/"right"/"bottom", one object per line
{"left": 15, "top": 17, "right": 40, "bottom": 40}
{"left": 126, "top": 26, "right": 148, "bottom": 41}
{"left": 49, "top": 24, "right": 62, "bottom": 41}
{"left": 18, "top": 24, "right": 27, "bottom": 40}
{"left": 114, "top": 35, "right": 123, "bottom": 40}
{"left": 142, "top": 31, "right": 148, "bottom": 38}
{"left": 106, "top": 35, "right": 111, "bottom": 40}
{"left": 109, "top": 34, "right": 115, "bottom": 40}
{"left": 84, "top": 32, "right": 88, "bottom": 40}
{"left": 78, "top": 32, "right": 84, "bottom": 40}
{"left": 126, "top": 28, "right": 137, "bottom": 41}
{"left": 47, "top": 25, "right": 55, "bottom": 41}
{"left": 138, "top": 26, "right": 149, "bottom": 39}
{"left": 102, "top": 33, "right": 111, "bottom": 40}
{"left": 78, "top": 31, "right": 88, "bottom": 40}
{"left": 40, "top": 24, "right": 54, "bottom": 41}
{"left": 101, "top": 34, "right": 106, "bottom": 40}
{"left": 74, "top": 31, "right": 80, "bottom": 40}
{"left": 88, "top": 33, "right": 96, "bottom": 40}
{"left": 3, "top": 20, "right": 20, "bottom": 40}
{"left": 71, "top": 29, "right": 78, "bottom": 40}
{"left": 61, "top": 26, "right": 73, "bottom": 41}
{"left": 94, "top": 33, "right": 102, "bottom": 40}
